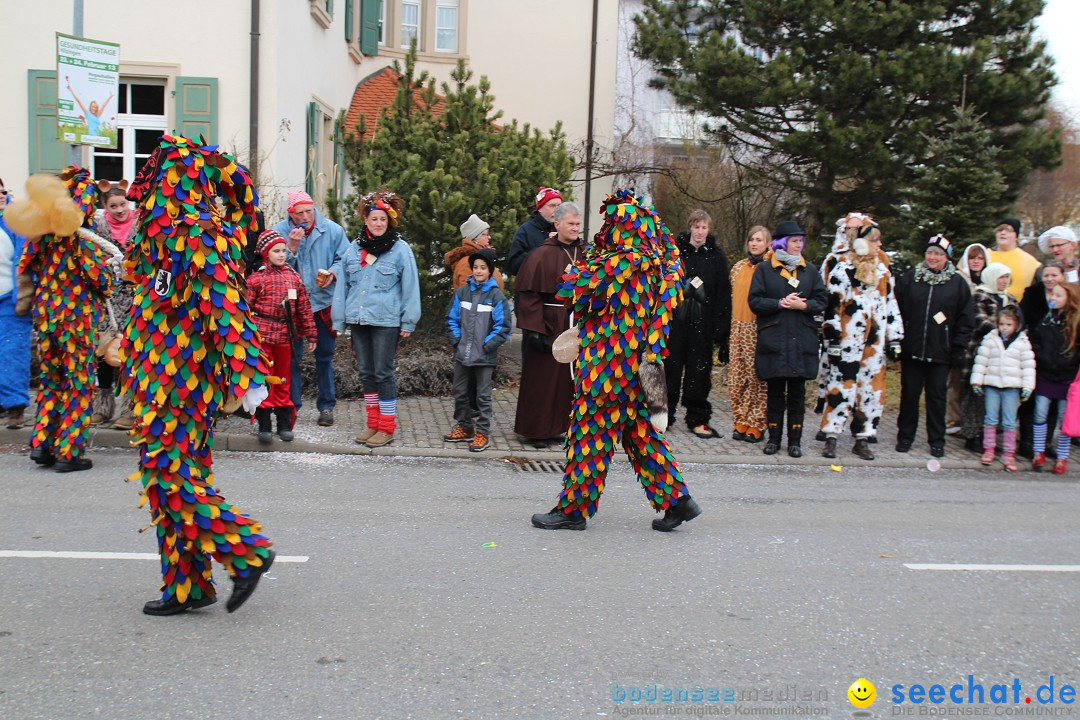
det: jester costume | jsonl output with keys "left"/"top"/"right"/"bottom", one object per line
{"left": 531, "top": 191, "right": 702, "bottom": 532}
{"left": 16, "top": 167, "right": 117, "bottom": 472}
{"left": 121, "top": 134, "right": 275, "bottom": 615}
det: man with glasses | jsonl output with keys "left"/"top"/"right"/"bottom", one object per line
{"left": 988, "top": 218, "right": 1041, "bottom": 298}
{"left": 1038, "top": 226, "right": 1079, "bottom": 283}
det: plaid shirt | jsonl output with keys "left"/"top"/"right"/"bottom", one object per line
{"left": 247, "top": 263, "right": 317, "bottom": 346}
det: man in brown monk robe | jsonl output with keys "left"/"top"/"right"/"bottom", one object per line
{"left": 514, "top": 202, "right": 582, "bottom": 448}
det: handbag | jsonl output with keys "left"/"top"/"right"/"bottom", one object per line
{"left": 1061, "top": 368, "right": 1080, "bottom": 437}
{"left": 98, "top": 300, "right": 123, "bottom": 368}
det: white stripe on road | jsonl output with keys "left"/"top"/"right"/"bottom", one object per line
{"left": 905, "top": 563, "right": 1080, "bottom": 572}
{"left": 0, "top": 550, "right": 308, "bottom": 562}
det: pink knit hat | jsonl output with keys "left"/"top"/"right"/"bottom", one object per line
{"left": 287, "top": 190, "right": 315, "bottom": 213}
{"left": 534, "top": 186, "right": 563, "bottom": 211}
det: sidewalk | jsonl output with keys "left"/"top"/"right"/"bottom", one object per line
{"left": 0, "top": 384, "right": 996, "bottom": 471}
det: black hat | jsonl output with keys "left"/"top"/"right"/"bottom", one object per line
{"left": 772, "top": 220, "right": 804, "bottom": 238}
{"left": 997, "top": 218, "right": 1021, "bottom": 236}
{"left": 468, "top": 248, "right": 497, "bottom": 272}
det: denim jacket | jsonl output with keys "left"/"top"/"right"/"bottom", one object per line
{"left": 332, "top": 236, "right": 421, "bottom": 332}
{"left": 273, "top": 209, "right": 349, "bottom": 312}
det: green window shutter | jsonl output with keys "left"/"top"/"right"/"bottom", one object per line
{"left": 360, "top": 0, "right": 380, "bottom": 56}
{"left": 175, "top": 76, "right": 218, "bottom": 143}
{"left": 334, "top": 124, "right": 345, "bottom": 202}
{"left": 345, "top": 0, "right": 354, "bottom": 41}
{"left": 28, "top": 70, "right": 65, "bottom": 175}
{"left": 306, "top": 102, "right": 321, "bottom": 197}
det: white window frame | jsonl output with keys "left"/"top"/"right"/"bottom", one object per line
{"left": 401, "top": 0, "right": 420, "bottom": 50}
{"left": 435, "top": 0, "right": 458, "bottom": 53}
{"left": 91, "top": 78, "right": 168, "bottom": 183}
{"left": 378, "top": 0, "right": 386, "bottom": 45}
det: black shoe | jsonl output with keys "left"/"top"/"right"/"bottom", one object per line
{"left": 852, "top": 438, "right": 875, "bottom": 461}
{"left": 652, "top": 496, "right": 702, "bottom": 532}
{"left": 731, "top": 431, "right": 747, "bottom": 442}
{"left": 258, "top": 430, "right": 274, "bottom": 444}
{"left": 822, "top": 437, "right": 837, "bottom": 459}
{"left": 226, "top": 550, "right": 275, "bottom": 613}
{"left": 815, "top": 430, "right": 827, "bottom": 442}
{"left": 763, "top": 442, "right": 780, "bottom": 455}
{"left": 529, "top": 439, "right": 549, "bottom": 450}
{"left": 531, "top": 508, "right": 586, "bottom": 530}
{"left": 964, "top": 436, "right": 982, "bottom": 452}
{"left": 930, "top": 445, "right": 945, "bottom": 458}
{"left": 54, "top": 457, "right": 93, "bottom": 473}
{"left": 143, "top": 594, "right": 217, "bottom": 616}
{"left": 317, "top": 409, "right": 334, "bottom": 427}
{"left": 867, "top": 436, "right": 878, "bottom": 444}
{"left": 275, "top": 409, "right": 294, "bottom": 441}
{"left": 744, "top": 432, "right": 763, "bottom": 444}
{"left": 895, "top": 441, "right": 912, "bottom": 453}
{"left": 788, "top": 444, "right": 803, "bottom": 458}
{"left": 30, "top": 445, "right": 55, "bottom": 467}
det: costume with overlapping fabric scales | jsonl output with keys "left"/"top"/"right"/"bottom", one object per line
{"left": 15, "top": 167, "right": 116, "bottom": 469}
{"left": 121, "top": 134, "right": 274, "bottom": 614}
{"left": 543, "top": 191, "right": 699, "bottom": 527}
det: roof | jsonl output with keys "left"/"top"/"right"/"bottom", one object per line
{"left": 344, "top": 66, "right": 448, "bottom": 142}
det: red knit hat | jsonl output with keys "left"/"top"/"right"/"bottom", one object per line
{"left": 287, "top": 190, "right": 315, "bottom": 213}
{"left": 535, "top": 186, "right": 563, "bottom": 211}
{"left": 257, "top": 230, "right": 287, "bottom": 258}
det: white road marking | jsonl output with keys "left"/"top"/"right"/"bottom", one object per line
{"left": 905, "top": 563, "right": 1080, "bottom": 572}
{"left": 0, "top": 550, "right": 308, "bottom": 562}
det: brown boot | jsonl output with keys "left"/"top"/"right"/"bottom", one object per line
{"left": 6, "top": 405, "right": 26, "bottom": 429}
{"left": 110, "top": 395, "right": 134, "bottom": 430}
{"left": 90, "top": 389, "right": 115, "bottom": 426}
{"left": 365, "top": 414, "right": 396, "bottom": 448}
{"left": 355, "top": 405, "right": 381, "bottom": 444}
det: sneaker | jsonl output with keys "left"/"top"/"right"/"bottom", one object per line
{"left": 444, "top": 425, "right": 474, "bottom": 443}
{"left": 469, "top": 432, "right": 489, "bottom": 452}
{"left": 318, "top": 409, "right": 334, "bottom": 427}
{"left": 531, "top": 508, "right": 586, "bottom": 530}
{"left": 651, "top": 496, "right": 702, "bottom": 532}
{"left": 945, "top": 425, "right": 961, "bottom": 435}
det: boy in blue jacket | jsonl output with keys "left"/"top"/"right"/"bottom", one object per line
{"left": 445, "top": 249, "right": 512, "bottom": 452}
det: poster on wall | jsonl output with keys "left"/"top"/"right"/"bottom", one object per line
{"left": 56, "top": 32, "right": 120, "bottom": 148}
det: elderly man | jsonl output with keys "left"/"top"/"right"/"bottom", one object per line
{"left": 507, "top": 186, "right": 563, "bottom": 275}
{"left": 988, "top": 218, "right": 1041, "bottom": 299}
{"left": 272, "top": 190, "right": 349, "bottom": 426}
{"left": 514, "top": 201, "right": 582, "bottom": 447}
{"left": 1038, "top": 226, "right": 1079, "bottom": 283}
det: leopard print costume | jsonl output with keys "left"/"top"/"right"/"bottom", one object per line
{"left": 728, "top": 257, "right": 766, "bottom": 436}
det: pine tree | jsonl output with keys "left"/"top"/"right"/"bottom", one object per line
{"left": 632, "top": 0, "right": 1059, "bottom": 236}
{"left": 339, "top": 49, "right": 575, "bottom": 335}
{"left": 903, "top": 105, "right": 1009, "bottom": 255}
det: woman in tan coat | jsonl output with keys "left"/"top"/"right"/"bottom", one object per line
{"left": 727, "top": 225, "right": 771, "bottom": 442}
{"left": 443, "top": 213, "right": 504, "bottom": 291}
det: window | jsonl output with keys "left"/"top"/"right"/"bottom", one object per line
{"left": 435, "top": 0, "right": 457, "bottom": 53}
{"left": 378, "top": 0, "right": 386, "bottom": 45}
{"left": 401, "top": 0, "right": 420, "bottom": 49}
{"left": 92, "top": 80, "right": 168, "bottom": 183}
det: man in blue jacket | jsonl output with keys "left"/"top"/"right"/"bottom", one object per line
{"left": 273, "top": 190, "right": 349, "bottom": 426}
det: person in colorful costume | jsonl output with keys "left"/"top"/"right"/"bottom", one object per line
{"left": 530, "top": 190, "right": 703, "bottom": 532}
{"left": 121, "top": 134, "right": 275, "bottom": 616}
{"left": 6, "top": 167, "right": 117, "bottom": 472}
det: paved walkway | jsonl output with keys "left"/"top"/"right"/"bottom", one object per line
{"left": 0, "top": 383, "right": 1008, "bottom": 471}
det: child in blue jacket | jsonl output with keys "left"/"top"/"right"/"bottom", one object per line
{"left": 445, "top": 249, "right": 512, "bottom": 452}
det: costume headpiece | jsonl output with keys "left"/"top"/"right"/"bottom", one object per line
{"left": 926, "top": 234, "right": 952, "bottom": 258}
{"left": 360, "top": 190, "right": 403, "bottom": 228}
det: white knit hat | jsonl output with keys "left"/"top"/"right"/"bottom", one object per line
{"left": 460, "top": 213, "right": 490, "bottom": 241}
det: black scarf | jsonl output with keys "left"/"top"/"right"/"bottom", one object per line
{"left": 748, "top": 251, "right": 766, "bottom": 265}
{"left": 356, "top": 227, "right": 398, "bottom": 257}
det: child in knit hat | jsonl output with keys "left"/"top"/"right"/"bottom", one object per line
{"left": 247, "top": 230, "right": 317, "bottom": 444}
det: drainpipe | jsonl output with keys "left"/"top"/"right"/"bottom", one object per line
{"left": 584, "top": 0, "right": 599, "bottom": 238}
{"left": 249, "top": 0, "right": 260, "bottom": 184}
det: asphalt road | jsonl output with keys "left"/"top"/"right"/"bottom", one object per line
{"left": 1, "top": 448, "right": 1078, "bottom": 720}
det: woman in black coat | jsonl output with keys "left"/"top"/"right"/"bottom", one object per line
{"left": 748, "top": 221, "right": 827, "bottom": 457}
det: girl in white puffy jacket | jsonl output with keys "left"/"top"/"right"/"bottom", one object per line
{"left": 970, "top": 305, "right": 1036, "bottom": 472}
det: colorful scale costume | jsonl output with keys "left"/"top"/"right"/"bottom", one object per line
{"left": 17, "top": 167, "right": 116, "bottom": 463}
{"left": 121, "top": 134, "right": 273, "bottom": 605}
{"left": 552, "top": 190, "right": 690, "bottom": 518}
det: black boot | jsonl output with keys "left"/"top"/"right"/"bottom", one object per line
{"left": 54, "top": 456, "right": 93, "bottom": 473}
{"left": 226, "top": 550, "right": 275, "bottom": 613}
{"left": 143, "top": 594, "right": 217, "bottom": 616}
{"left": 652, "top": 496, "right": 703, "bottom": 532}
{"left": 531, "top": 507, "right": 586, "bottom": 530}
{"left": 30, "top": 444, "right": 56, "bottom": 467}
{"left": 787, "top": 422, "right": 803, "bottom": 458}
{"left": 275, "top": 408, "right": 294, "bottom": 442}
{"left": 852, "top": 438, "right": 875, "bottom": 461}
{"left": 763, "top": 424, "right": 782, "bottom": 455}
{"left": 822, "top": 437, "right": 838, "bottom": 459}
{"left": 256, "top": 408, "right": 273, "bottom": 445}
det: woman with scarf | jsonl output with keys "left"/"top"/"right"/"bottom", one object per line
{"left": 819, "top": 223, "right": 903, "bottom": 461}
{"left": 894, "top": 236, "right": 974, "bottom": 457}
{"left": 727, "top": 225, "right": 771, "bottom": 443}
{"left": 748, "top": 221, "right": 826, "bottom": 458}
{"left": 332, "top": 190, "right": 421, "bottom": 448}
{"left": 90, "top": 182, "right": 140, "bottom": 429}
{"left": 958, "top": 262, "right": 1016, "bottom": 448}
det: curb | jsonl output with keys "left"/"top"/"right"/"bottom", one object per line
{"left": 0, "top": 426, "right": 990, "bottom": 471}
